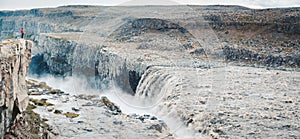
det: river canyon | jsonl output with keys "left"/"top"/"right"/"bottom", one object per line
{"left": 0, "top": 4, "right": 300, "bottom": 139}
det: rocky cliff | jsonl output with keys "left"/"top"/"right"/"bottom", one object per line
{"left": 1, "top": 5, "right": 299, "bottom": 138}
{"left": 24, "top": 4, "right": 299, "bottom": 96}
{"left": 30, "top": 33, "right": 300, "bottom": 138}
{"left": 1, "top": 5, "right": 299, "bottom": 68}
{"left": 31, "top": 34, "right": 147, "bottom": 94}
{"left": 0, "top": 39, "right": 32, "bottom": 137}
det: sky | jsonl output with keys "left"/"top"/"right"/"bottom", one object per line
{"left": 0, "top": 0, "right": 299, "bottom": 10}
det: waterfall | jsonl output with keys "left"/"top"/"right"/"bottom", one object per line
{"left": 70, "top": 43, "right": 99, "bottom": 88}
{"left": 134, "top": 66, "right": 179, "bottom": 108}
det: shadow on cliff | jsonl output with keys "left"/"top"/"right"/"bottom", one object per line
{"left": 28, "top": 54, "right": 50, "bottom": 77}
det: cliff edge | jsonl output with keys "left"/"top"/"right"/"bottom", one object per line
{"left": 0, "top": 39, "right": 32, "bottom": 137}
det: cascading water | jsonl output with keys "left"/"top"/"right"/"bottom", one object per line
{"left": 26, "top": 1, "right": 224, "bottom": 137}
{"left": 68, "top": 42, "right": 194, "bottom": 134}
{"left": 30, "top": 65, "right": 197, "bottom": 137}
{"left": 134, "top": 66, "right": 194, "bottom": 134}
{"left": 70, "top": 43, "right": 99, "bottom": 88}
{"left": 11, "top": 1, "right": 299, "bottom": 138}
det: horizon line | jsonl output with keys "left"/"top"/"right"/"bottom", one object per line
{"left": 1, "top": 4, "right": 300, "bottom": 11}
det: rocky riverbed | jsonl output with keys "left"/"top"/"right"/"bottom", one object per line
{"left": 24, "top": 64, "right": 300, "bottom": 139}
{"left": 25, "top": 78, "right": 175, "bottom": 138}
{"left": 1, "top": 4, "right": 299, "bottom": 139}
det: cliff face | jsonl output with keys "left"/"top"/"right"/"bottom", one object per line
{"left": 0, "top": 39, "right": 32, "bottom": 136}
{"left": 0, "top": 6, "right": 100, "bottom": 40}
{"left": 3, "top": 5, "right": 299, "bottom": 138}
{"left": 1, "top": 6, "right": 299, "bottom": 68}
{"left": 29, "top": 33, "right": 300, "bottom": 138}
{"left": 30, "top": 34, "right": 146, "bottom": 94}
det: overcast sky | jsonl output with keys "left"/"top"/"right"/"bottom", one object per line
{"left": 0, "top": 0, "right": 299, "bottom": 10}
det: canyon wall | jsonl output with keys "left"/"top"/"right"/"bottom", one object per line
{"left": 1, "top": 6, "right": 299, "bottom": 68}
{"left": 31, "top": 34, "right": 147, "bottom": 94}
{"left": 1, "top": 6, "right": 299, "bottom": 138}
{"left": 0, "top": 39, "right": 32, "bottom": 137}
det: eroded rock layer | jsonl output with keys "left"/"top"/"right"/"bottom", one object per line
{"left": 0, "top": 39, "right": 32, "bottom": 136}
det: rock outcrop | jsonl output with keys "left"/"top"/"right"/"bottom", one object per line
{"left": 223, "top": 45, "right": 300, "bottom": 67}
{"left": 24, "top": 79, "right": 175, "bottom": 138}
{"left": 1, "top": 6, "right": 299, "bottom": 67}
{"left": 31, "top": 34, "right": 147, "bottom": 94}
{"left": 2, "top": 5, "right": 299, "bottom": 138}
{"left": 0, "top": 39, "right": 32, "bottom": 137}
{"left": 110, "top": 18, "right": 201, "bottom": 50}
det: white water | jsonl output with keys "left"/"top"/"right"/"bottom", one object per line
{"left": 29, "top": 72, "right": 196, "bottom": 138}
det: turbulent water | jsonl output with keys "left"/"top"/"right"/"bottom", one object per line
{"left": 15, "top": 4, "right": 299, "bottom": 138}
{"left": 28, "top": 73, "right": 194, "bottom": 137}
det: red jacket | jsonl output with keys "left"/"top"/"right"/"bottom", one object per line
{"left": 21, "top": 29, "right": 24, "bottom": 34}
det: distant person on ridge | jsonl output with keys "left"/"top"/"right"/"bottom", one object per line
{"left": 21, "top": 28, "right": 25, "bottom": 38}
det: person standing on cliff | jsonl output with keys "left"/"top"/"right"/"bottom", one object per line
{"left": 21, "top": 28, "right": 25, "bottom": 38}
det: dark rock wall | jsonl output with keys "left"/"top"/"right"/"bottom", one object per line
{"left": 223, "top": 45, "right": 300, "bottom": 67}
{"left": 33, "top": 36, "right": 76, "bottom": 76}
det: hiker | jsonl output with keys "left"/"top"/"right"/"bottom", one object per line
{"left": 21, "top": 28, "right": 25, "bottom": 38}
